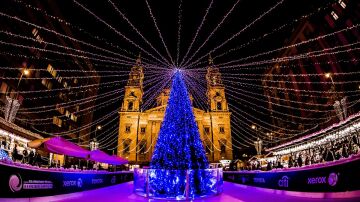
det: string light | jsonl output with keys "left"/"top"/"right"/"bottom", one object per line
{"left": 176, "top": 0, "right": 183, "bottom": 65}
{"left": 183, "top": 0, "right": 241, "bottom": 67}
{"left": 179, "top": 0, "right": 213, "bottom": 66}
{"left": 73, "top": 0, "right": 171, "bottom": 67}
{"left": 184, "top": 0, "right": 285, "bottom": 68}
{"left": 107, "top": 0, "right": 172, "bottom": 65}
{"left": 144, "top": 0, "right": 175, "bottom": 65}
{"left": 211, "top": 1, "right": 334, "bottom": 62}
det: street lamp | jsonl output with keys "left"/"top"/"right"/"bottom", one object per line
{"left": 90, "top": 125, "right": 102, "bottom": 151}
{"left": 325, "top": 72, "right": 335, "bottom": 86}
{"left": 94, "top": 125, "right": 102, "bottom": 139}
{"left": 251, "top": 124, "right": 263, "bottom": 155}
{"left": 23, "top": 69, "right": 30, "bottom": 76}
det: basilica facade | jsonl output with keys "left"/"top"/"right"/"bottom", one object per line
{"left": 117, "top": 56, "right": 232, "bottom": 164}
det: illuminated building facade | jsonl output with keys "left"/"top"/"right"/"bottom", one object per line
{"left": 117, "top": 56, "right": 233, "bottom": 164}
{"left": 0, "top": 1, "right": 100, "bottom": 145}
{"left": 262, "top": 0, "right": 360, "bottom": 141}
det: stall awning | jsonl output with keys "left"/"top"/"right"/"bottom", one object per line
{"left": 28, "top": 136, "right": 90, "bottom": 159}
{"left": 89, "top": 150, "right": 128, "bottom": 165}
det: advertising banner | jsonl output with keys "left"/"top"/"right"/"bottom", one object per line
{"left": 224, "top": 157, "right": 360, "bottom": 192}
{"left": 0, "top": 163, "right": 133, "bottom": 198}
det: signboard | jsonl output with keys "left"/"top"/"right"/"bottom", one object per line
{"left": 224, "top": 157, "right": 360, "bottom": 193}
{"left": 0, "top": 162, "right": 133, "bottom": 198}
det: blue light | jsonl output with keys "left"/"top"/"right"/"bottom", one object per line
{"left": 148, "top": 71, "right": 212, "bottom": 198}
{"left": 151, "top": 71, "right": 208, "bottom": 170}
{"left": 0, "top": 149, "right": 11, "bottom": 161}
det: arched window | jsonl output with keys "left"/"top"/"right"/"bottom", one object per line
{"left": 217, "top": 102, "right": 222, "bottom": 110}
{"left": 220, "top": 144, "right": 226, "bottom": 154}
{"left": 128, "top": 101, "right": 134, "bottom": 110}
{"left": 139, "top": 140, "right": 147, "bottom": 154}
{"left": 123, "top": 139, "right": 131, "bottom": 154}
{"left": 219, "top": 139, "right": 226, "bottom": 154}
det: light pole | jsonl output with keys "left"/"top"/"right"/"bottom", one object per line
{"left": 90, "top": 125, "right": 102, "bottom": 151}
{"left": 325, "top": 73, "right": 347, "bottom": 121}
{"left": 6, "top": 67, "right": 30, "bottom": 122}
{"left": 251, "top": 124, "right": 263, "bottom": 155}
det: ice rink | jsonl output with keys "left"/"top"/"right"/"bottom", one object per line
{"left": 2, "top": 181, "right": 359, "bottom": 202}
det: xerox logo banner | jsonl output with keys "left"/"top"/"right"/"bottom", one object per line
{"left": 328, "top": 173, "right": 339, "bottom": 187}
{"left": 307, "top": 172, "right": 339, "bottom": 187}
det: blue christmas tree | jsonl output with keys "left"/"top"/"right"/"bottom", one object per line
{"left": 151, "top": 71, "right": 209, "bottom": 169}
{"left": 148, "top": 71, "right": 211, "bottom": 198}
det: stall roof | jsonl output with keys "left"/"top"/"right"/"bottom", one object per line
{"left": 44, "top": 136, "right": 90, "bottom": 158}
{"left": 89, "top": 150, "right": 128, "bottom": 165}
{"left": 0, "top": 117, "right": 43, "bottom": 140}
{"left": 266, "top": 112, "right": 360, "bottom": 152}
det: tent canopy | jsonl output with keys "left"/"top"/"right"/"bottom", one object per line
{"left": 44, "top": 136, "right": 90, "bottom": 159}
{"left": 28, "top": 137, "right": 128, "bottom": 165}
{"left": 28, "top": 136, "right": 90, "bottom": 159}
{"left": 89, "top": 150, "right": 128, "bottom": 165}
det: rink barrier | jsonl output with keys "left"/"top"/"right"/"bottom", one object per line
{"left": 224, "top": 154, "right": 360, "bottom": 197}
{"left": 0, "top": 162, "right": 133, "bottom": 198}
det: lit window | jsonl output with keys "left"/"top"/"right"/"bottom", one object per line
{"left": 0, "top": 82, "right": 8, "bottom": 93}
{"left": 338, "top": 0, "right": 346, "bottom": 9}
{"left": 41, "top": 79, "right": 52, "bottom": 89}
{"left": 57, "top": 76, "right": 62, "bottom": 83}
{"left": 125, "top": 125, "right": 131, "bottom": 133}
{"left": 139, "top": 141, "right": 146, "bottom": 154}
{"left": 219, "top": 126, "right": 225, "bottom": 133}
{"left": 331, "top": 11, "right": 339, "bottom": 20}
{"left": 47, "top": 64, "right": 57, "bottom": 77}
{"left": 53, "top": 116, "right": 62, "bottom": 127}
{"left": 220, "top": 144, "right": 226, "bottom": 154}
{"left": 123, "top": 142, "right": 130, "bottom": 154}
{"left": 71, "top": 114, "right": 77, "bottom": 122}
{"left": 32, "top": 28, "right": 38, "bottom": 36}
{"left": 128, "top": 101, "right": 134, "bottom": 110}
{"left": 204, "top": 127, "right": 210, "bottom": 135}
{"left": 217, "top": 102, "right": 222, "bottom": 110}
{"left": 65, "top": 110, "right": 70, "bottom": 117}
{"left": 140, "top": 127, "right": 146, "bottom": 134}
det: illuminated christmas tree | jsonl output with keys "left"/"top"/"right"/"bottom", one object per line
{"left": 151, "top": 70, "right": 208, "bottom": 169}
{"left": 149, "top": 70, "right": 210, "bottom": 198}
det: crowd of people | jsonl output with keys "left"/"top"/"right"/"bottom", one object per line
{"left": 0, "top": 143, "right": 129, "bottom": 172}
{"left": 10, "top": 144, "right": 44, "bottom": 166}
{"left": 245, "top": 132, "right": 360, "bottom": 171}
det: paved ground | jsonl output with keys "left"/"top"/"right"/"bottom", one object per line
{"left": 2, "top": 181, "right": 359, "bottom": 202}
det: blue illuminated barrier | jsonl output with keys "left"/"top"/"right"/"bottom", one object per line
{"left": 0, "top": 161, "right": 133, "bottom": 198}
{"left": 133, "top": 168, "right": 223, "bottom": 200}
{"left": 223, "top": 154, "right": 360, "bottom": 198}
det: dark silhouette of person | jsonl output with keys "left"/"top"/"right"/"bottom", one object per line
{"left": 297, "top": 155, "right": 303, "bottom": 167}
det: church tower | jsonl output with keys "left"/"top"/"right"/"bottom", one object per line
{"left": 205, "top": 55, "right": 232, "bottom": 162}
{"left": 206, "top": 55, "right": 228, "bottom": 112}
{"left": 117, "top": 55, "right": 144, "bottom": 160}
{"left": 122, "top": 54, "right": 144, "bottom": 112}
